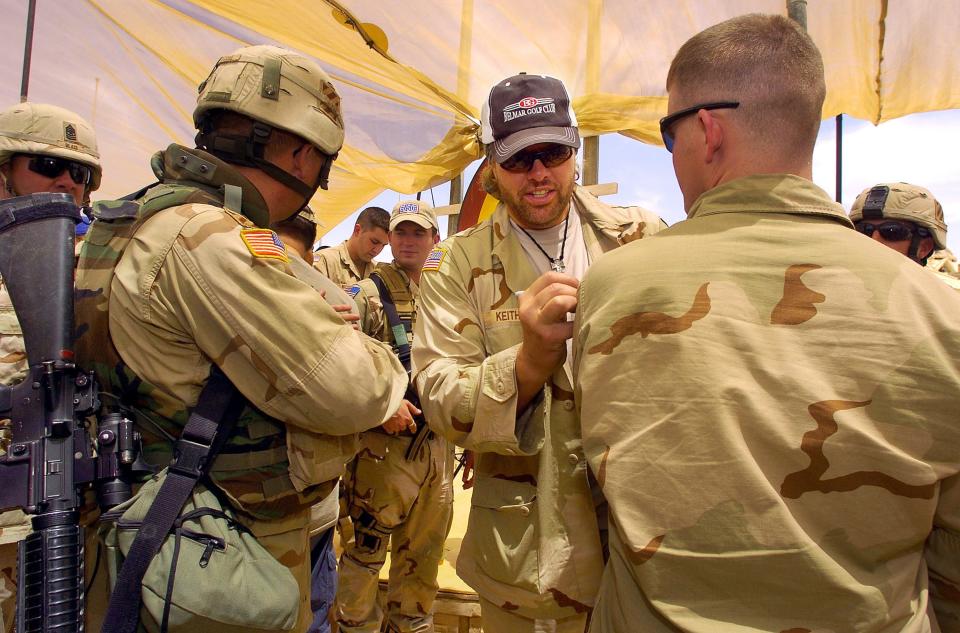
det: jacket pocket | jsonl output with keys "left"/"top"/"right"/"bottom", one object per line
{"left": 286, "top": 427, "right": 359, "bottom": 492}
{"left": 466, "top": 475, "right": 539, "bottom": 594}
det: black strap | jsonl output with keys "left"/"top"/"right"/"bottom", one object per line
{"left": 101, "top": 366, "right": 247, "bottom": 633}
{"left": 370, "top": 272, "right": 412, "bottom": 371}
{"left": 369, "top": 273, "right": 432, "bottom": 460}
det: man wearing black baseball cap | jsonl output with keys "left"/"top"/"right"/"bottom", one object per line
{"left": 412, "top": 73, "right": 666, "bottom": 631}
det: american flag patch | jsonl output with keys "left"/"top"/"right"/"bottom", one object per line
{"left": 346, "top": 284, "right": 362, "bottom": 298}
{"left": 422, "top": 246, "right": 446, "bottom": 272}
{"left": 240, "top": 229, "right": 288, "bottom": 262}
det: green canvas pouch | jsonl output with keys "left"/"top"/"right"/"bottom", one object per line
{"left": 100, "top": 468, "right": 299, "bottom": 633}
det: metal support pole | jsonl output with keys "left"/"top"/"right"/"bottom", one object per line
{"left": 582, "top": 136, "right": 599, "bottom": 186}
{"left": 20, "top": 0, "right": 38, "bottom": 102}
{"left": 835, "top": 114, "right": 843, "bottom": 203}
{"left": 447, "top": 173, "right": 463, "bottom": 237}
{"left": 787, "top": 0, "right": 808, "bottom": 30}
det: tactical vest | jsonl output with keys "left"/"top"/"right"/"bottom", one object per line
{"left": 75, "top": 177, "right": 313, "bottom": 521}
{"left": 370, "top": 262, "right": 416, "bottom": 346}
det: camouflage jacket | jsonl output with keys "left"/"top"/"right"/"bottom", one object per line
{"left": 75, "top": 144, "right": 406, "bottom": 523}
{"left": 0, "top": 274, "right": 26, "bottom": 388}
{"left": 574, "top": 174, "right": 960, "bottom": 632}
{"left": 412, "top": 186, "right": 666, "bottom": 618}
{"left": 314, "top": 241, "right": 374, "bottom": 289}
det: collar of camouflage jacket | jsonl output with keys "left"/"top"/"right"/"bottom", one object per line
{"left": 153, "top": 144, "right": 272, "bottom": 228}
{"left": 571, "top": 185, "right": 653, "bottom": 249}
{"left": 687, "top": 174, "right": 852, "bottom": 227}
{"left": 489, "top": 185, "right": 632, "bottom": 293}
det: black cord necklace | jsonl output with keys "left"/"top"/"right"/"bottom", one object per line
{"left": 517, "top": 212, "right": 570, "bottom": 273}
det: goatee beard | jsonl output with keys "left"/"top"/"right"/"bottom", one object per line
{"left": 505, "top": 180, "right": 574, "bottom": 229}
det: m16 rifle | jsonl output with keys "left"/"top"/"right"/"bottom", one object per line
{"left": 0, "top": 193, "right": 141, "bottom": 633}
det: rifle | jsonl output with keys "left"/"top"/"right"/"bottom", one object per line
{"left": 0, "top": 194, "right": 141, "bottom": 633}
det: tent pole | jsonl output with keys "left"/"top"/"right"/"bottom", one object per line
{"left": 582, "top": 0, "right": 602, "bottom": 186}
{"left": 20, "top": 0, "right": 37, "bottom": 102}
{"left": 835, "top": 114, "right": 843, "bottom": 203}
{"left": 447, "top": 174, "right": 463, "bottom": 237}
{"left": 787, "top": 0, "right": 808, "bottom": 30}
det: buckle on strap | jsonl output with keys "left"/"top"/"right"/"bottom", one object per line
{"left": 170, "top": 437, "right": 212, "bottom": 478}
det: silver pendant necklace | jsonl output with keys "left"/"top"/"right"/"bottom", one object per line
{"left": 517, "top": 212, "right": 570, "bottom": 273}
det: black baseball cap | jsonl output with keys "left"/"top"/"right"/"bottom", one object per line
{"left": 480, "top": 73, "right": 580, "bottom": 163}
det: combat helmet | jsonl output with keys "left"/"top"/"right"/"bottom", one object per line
{"left": 193, "top": 45, "right": 344, "bottom": 198}
{"left": 0, "top": 102, "right": 102, "bottom": 191}
{"left": 850, "top": 182, "right": 947, "bottom": 264}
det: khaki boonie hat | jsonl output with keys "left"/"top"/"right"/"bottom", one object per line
{"left": 194, "top": 45, "right": 345, "bottom": 156}
{"left": 850, "top": 182, "right": 946, "bottom": 249}
{"left": 0, "top": 102, "right": 102, "bottom": 190}
{"left": 390, "top": 200, "right": 437, "bottom": 231}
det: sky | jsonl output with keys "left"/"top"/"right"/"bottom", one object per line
{"left": 322, "top": 109, "right": 960, "bottom": 261}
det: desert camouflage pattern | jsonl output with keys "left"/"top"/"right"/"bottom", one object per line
{"left": 573, "top": 174, "right": 960, "bottom": 633}
{"left": 75, "top": 144, "right": 406, "bottom": 632}
{"left": 0, "top": 277, "right": 26, "bottom": 389}
{"left": 412, "top": 186, "right": 666, "bottom": 620}
{"left": 337, "top": 260, "right": 455, "bottom": 633}
{"left": 927, "top": 249, "right": 960, "bottom": 291}
{"left": 337, "top": 432, "right": 454, "bottom": 633}
{"left": 850, "top": 182, "right": 948, "bottom": 250}
{"left": 314, "top": 241, "right": 375, "bottom": 289}
{"left": 929, "top": 248, "right": 960, "bottom": 275}
{"left": 0, "top": 271, "right": 31, "bottom": 633}
{"left": 0, "top": 102, "right": 102, "bottom": 190}
{"left": 194, "top": 45, "right": 344, "bottom": 157}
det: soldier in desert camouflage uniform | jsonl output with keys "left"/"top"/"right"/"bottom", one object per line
{"left": 272, "top": 205, "right": 360, "bottom": 633}
{"left": 848, "top": 182, "right": 960, "bottom": 290}
{"left": 0, "top": 102, "right": 104, "bottom": 633}
{"left": 574, "top": 14, "right": 960, "bottom": 632}
{"left": 412, "top": 73, "right": 666, "bottom": 632}
{"left": 336, "top": 200, "right": 453, "bottom": 633}
{"left": 74, "top": 45, "right": 409, "bottom": 632}
{"left": 313, "top": 206, "right": 389, "bottom": 289}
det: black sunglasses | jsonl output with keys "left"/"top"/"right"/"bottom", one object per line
{"left": 25, "top": 155, "right": 93, "bottom": 186}
{"left": 659, "top": 101, "right": 740, "bottom": 153}
{"left": 855, "top": 221, "right": 929, "bottom": 242}
{"left": 499, "top": 145, "right": 574, "bottom": 173}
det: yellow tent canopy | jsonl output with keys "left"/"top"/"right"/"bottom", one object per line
{"left": 1, "top": 0, "right": 957, "bottom": 235}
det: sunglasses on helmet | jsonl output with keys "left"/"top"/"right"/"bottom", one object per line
{"left": 24, "top": 155, "right": 93, "bottom": 186}
{"left": 854, "top": 221, "right": 930, "bottom": 242}
{"left": 499, "top": 145, "right": 574, "bottom": 173}
{"left": 659, "top": 101, "right": 740, "bottom": 153}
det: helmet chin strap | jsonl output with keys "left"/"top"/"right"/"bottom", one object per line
{"left": 195, "top": 121, "right": 337, "bottom": 211}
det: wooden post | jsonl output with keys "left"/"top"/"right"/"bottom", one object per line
{"left": 447, "top": 173, "right": 463, "bottom": 237}
{"left": 582, "top": 136, "right": 599, "bottom": 186}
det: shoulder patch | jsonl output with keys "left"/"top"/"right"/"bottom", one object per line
{"left": 346, "top": 283, "right": 362, "bottom": 298}
{"left": 422, "top": 246, "right": 447, "bottom": 272}
{"left": 240, "top": 228, "right": 288, "bottom": 262}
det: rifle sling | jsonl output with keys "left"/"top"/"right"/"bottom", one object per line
{"left": 101, "top": 366, "right": 247, "bottom": 633}
{"left": 369, "top": 272, "right": 411, "bottom": 371}
{"left": 369, "top": 272, "right": 431, "bottom": 461}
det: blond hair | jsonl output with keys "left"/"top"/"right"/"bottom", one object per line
{"left": 666, "top": 14, "right": 825, "bottom": 156}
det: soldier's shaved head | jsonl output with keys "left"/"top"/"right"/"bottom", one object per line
{"left": 667, "top": 13, "right": 825, "bottom": 158}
